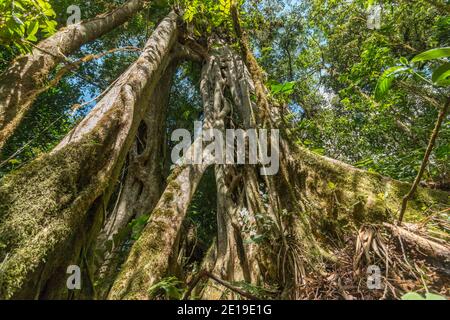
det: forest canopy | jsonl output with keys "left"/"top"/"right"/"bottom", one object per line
{"left": 0, "top": 0, "right": 449, "bottom": 301}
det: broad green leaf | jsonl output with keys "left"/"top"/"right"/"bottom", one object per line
{"left": 411, "top": 47, "right": 450, "bottom": 63}
{"left": 401, "top": 292, "right": 425, "bottom": 300}
{"left": 425, "top": 293, "right": 447, "bottom": 300}
{"left": 399, "top": 57, "right": 408, "bottom": 65}
{"left": 0, "top": 0, "right": 57, "bottom": 49}
{"left": 27, "top": 20, "right": 39, "bottom": 38}
{"left": 374, "top": 66, "right": 409, "bottom": 100}
{"left": 26, "top": 34, "right": 37, "bottom": 41}
{"left": 432, "top": 63, "right": 450, "bottom": 86}
{"left": 270, "top": 81, "right": 296, "bottom": 95}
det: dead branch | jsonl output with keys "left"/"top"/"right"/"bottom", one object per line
{"left": 205, "top": 272, "right": 259, "bottom": 300}
{"left": 384, "top": 223, "right": 450, "bottom": 262}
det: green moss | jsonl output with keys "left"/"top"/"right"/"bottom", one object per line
{"left": 0, "top": 119, "right": 123, "bottom": 299}
{"left": 168, "top": 179, "right": 181, "bottom": 192}
{"left": 163, "top": 191, "right": 174, "bottom": 203}
{"left": 166, "top": 165, "right": 186, "bottom": 185}
{"left": 292, "top": 145, "right": 448, "bottom": 225}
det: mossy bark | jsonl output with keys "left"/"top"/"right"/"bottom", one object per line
{"left": 0, "top": 21, "right": 447, "bottom": 300}
{"left": 0, "top": 12, "right": 179, "bottom": 299}
{"left": 107, "top": 55, "right": 224, "bottom": 300}
{"left": 286, "top": 144, "right": 449, "bottom": 225}
{"left": 95, "top": 62, "right": 177, "bottom": 298}
{"left": 193, "top": 45, "right": 449, "bottom": 299}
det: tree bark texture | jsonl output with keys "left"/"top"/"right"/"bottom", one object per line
{"left": 0, "top": 12, "right": 179, "bottom": 299}
{"left": 0, "top": 0, "right": 146, "bottom": 152}
{"left": 94, "top": 62, "right": 177, "bottom": 298}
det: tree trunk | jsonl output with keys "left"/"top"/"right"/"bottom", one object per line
{"left": 108, "top": 54, "right": 228, "bottom": 299}
{"left": 95, "top": 62, "right": 177, "bottom": 298}
{"left": 0, "top": 0, "right": 145, "bottom": 152}
{"left": 0, "top": 12, "right": 179, "bottom": 299}
{"left": 197, "top": 44, "right": 449, "bottom": 299}
{"left": 1, "top": 11, "right": 447, "bottom": 299}
{"left": 192, "top": 49, "right": 258, "bottom": 299}
{"left": 108, "top": 41, "right": 449, "bottom": 300}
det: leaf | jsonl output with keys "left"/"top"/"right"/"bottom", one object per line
{"left": 355, "top": 158, "right": 373, "bottom": 168}
{"left": 128, "top": 214, "right": 150, "bottom": 240}
{"left": 148, "top": 277, "right": 184, "bottom": 299}
{"left": 327, "top": 181, "right": 336, "bottom": 190}
{"left": 219, "top": 0, "right": 231, "bottom": 14}
{"left": 27, "top": 21, "right": 39, "bottom": 37}
{"left": 26, "top": 33, "right": 37, "bottom": 41}
{"left": 401, "top": 292, "right": 425, "bottom": 300}
{"left": 270, "top": 81, "right": 296, "bottom": 95}
{"left": 424, "top": 293, "right": 447, "bottom": 300}
{"left": 312, "top": 147, "right": 325, "bottom": 155}
{"left": 374, "top": 66, "right": 409, "bottom": 100}
{"left": 411, "top": 47, "right": 450, "bottom": 63}
{"left": 183, "top": 0, "right": 198, "bottom": 22}
{"left": 399, "top": 57, "right": 408, "bottom": 65}
{"left": 167, "top": 286, "right": 182, "bottom": 299}
{"left": 432, "top": 62, "right": 450, "bottom": 86}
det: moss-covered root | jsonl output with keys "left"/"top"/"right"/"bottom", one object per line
{"left": 288, "top": 145, "right": 449, "bottom": 225}
{"left": 0, "top": 117, "right": 125, "bottom": 300}
{"left": 108, "top": 163, "right": 208, "bottom": 300}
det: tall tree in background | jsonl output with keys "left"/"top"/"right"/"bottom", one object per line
{"left": 0, "top": 0, "right": 448, "bottom": 300}
{"left": 0, "top": 0, "right": 146, "bottom": 152}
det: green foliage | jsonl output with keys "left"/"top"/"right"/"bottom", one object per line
{"left": 0, "top": 0, "right": 57, "bottom": 52}
{"left": 411, "top": 47, "right": 450, "bottom": 63}
{"left": 182, "top": 0, "right": 197, "bottom": 22}
{"left": 250, "top": 0, "right": 450, "bottom": 183}
{"left": 179, "top": 0, "right": 243, "bottom": 36}
{"left": 128, "top": 214, "right": 150, "bottom": 240}
{"left": 269, "top": 81, "right": 296, "bottom": 97}
{"left": 148, "top": 276, "right": 185, "bottom": 300}
{"left": 0, "top": 1, "right": 155, "bottom": 177}
{"left": 0, "top": 79, "right": 80, "bottom": 177}
{"left": 185, "top": 168, "right": 217, "bottom": 245}
{"left": 327, "top": 181, "right": 336, "bottom": 191}
{"left": 374, "top": 66, "right": 410, "bottom": 100}
{"left": 376, "top": 46, "right": 450, "bottom": 100}
{"left": 432, "top": 62, "right": 450, "bottom": 86}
